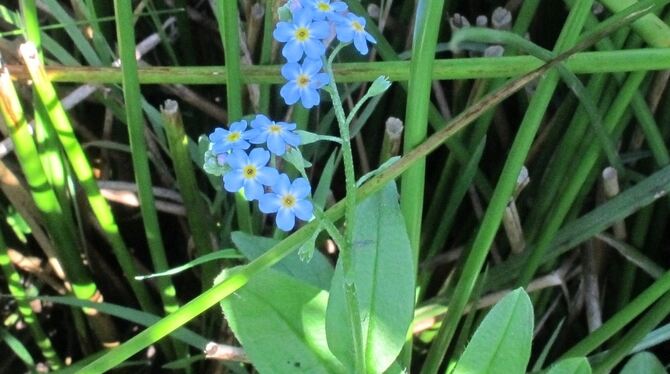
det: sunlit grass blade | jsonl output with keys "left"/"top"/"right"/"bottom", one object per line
{"left": 0, "top": 227, "right": 62, "bottom": 369}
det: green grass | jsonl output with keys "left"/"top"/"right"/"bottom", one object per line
{"left": 1, "top": 0, "right": 670, "bottom": 372}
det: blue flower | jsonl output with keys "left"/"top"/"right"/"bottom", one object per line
{"left": 223, "top": 149, "right": 279, "bottom": 201}
{"left": 247, "top": 114, "right": 301, "bottom": 156}
{"left": 305, "top": 0, "right": 348, "bottom": 21}
{"left": 280, "top": 58, "right": 330, "bottom": 108}
{"left": 273, "top": 9, "right": 330, "bottom": 62}
{"left": 335, "top": 13, "right": 376, "bottom": 55}
{"left": 259, "top": 174, "right": 314, "bottom": 231}
{"left": 209, "top": 120, "right": 252, "bottom": 154}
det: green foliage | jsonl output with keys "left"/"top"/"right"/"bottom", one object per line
{"left": 452, "top": 288, "right": 533, "bottom": 374}
{"left": 620, "top": 352, "right": 666, "bottom": 374}
{"left": 546, "top": 358, "right": 592, "bottom": 374}
{"left": 218, "top": 268, "right": 345, "bottom": 374}
{"left": 326, "top": 182, "right": 415, "bottom": 373}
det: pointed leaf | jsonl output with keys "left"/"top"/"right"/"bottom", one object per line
{"left": 620, "top": 352, "right": 666, "bottom": 374}
{"left": 231, "top": 231, "right": 333, "bottom": 290}
{"left": 219, "top": 269, "right": 345, "bottom": 373}
{"left": 326, "top": 182, "right": 415, "bottom": 373}
{"left": 547, "top": 357, "right": 592, "bottom": 374}
{"left": 453, "top": 288, "right": 533, "bottom": 374}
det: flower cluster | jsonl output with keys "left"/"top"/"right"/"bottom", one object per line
{"left": 206, "top": 115, "right": 313, "bottom": 231}
{"left": 273, "top": 0, "right": 376, "bottom": 108}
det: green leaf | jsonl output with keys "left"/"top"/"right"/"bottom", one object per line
{"left": 356, "top": 156, "right": 400, "bottom": 187}
{"left": 297, "top": 130, "right": 343, "bottom": 145}
{"left": 135, "top": 249, "right": 242, "bottom": 280}
{"left": 231, "top": 231, "right": 333, "bottom": 290}
{"left": 219, "top": 268, "right": 345, "bottom": 374}
{"left": 283, "top": 147, "right": 313, "bottom": 177}
{"left": 0, "top": 328, "right": 34, "bottom": 368}
{"left": 546, "top": 357, "right": 592, "bottom": 374}
{"left": 452, "top": 288, "right": 533, "bottom": 374}
{"left": 326, "top": 182, "right": 415, "bottom": 373}
{"left": 620, "top": 352, "right": 666, "bottom": 374}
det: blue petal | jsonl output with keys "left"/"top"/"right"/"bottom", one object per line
{"left": 353, "top": 35, "right": 369, "bottom": 54}
{"left": 280, "top": 82, "right": 301, "bottom": 105}
{"left": 300, "top": 87, "right": 320, "bottom": 108}
{"left": 257, "top": 166, "right": 280, "bottom": 185}
{"left": 276, "top": 208, "right": 296, "bottom": 231}
{"left": 212, "top": 142, "right": 231, "bottom": 154}
{"left": 331, "top": 1, "right": 347, "bottom": 11}
{"left": 273, "top": 22, "right": 294, "bottom": 42}
{"left": 281, "top": 121, "right": 297, "bottom": 131}
{"left": 293, "top": 199, "right": 314, "bottom": 221}
{"left": 280, "top": 130, "right": 301, "bottom": 147}
{"left": 366, "top": 32, "right": 376, "bottom": 44}
{"left": 336, "top": 26, "right": 354, "bottom": 42}
{"left": 249, "top": 148, "right": 270, "bottom": 166}
{"left": 281, "top": 62, "right": 300, "bottom": 80}
{"left": 310, "top": 72, "right": 330, "bottom": 88}
{"left": 209, "top": 127, "right": 226, "bottom": 142}
{"left": 226, "top": 149, "right": 248, "bottom": 169}
{"left": 243, "top": 180, "right": 264, "bottom": 200}
{"left": 303, "top": 39, "right": 326, "bottom": 60}
{"left": 302, "top": 58, "right": 323, "bottom": 75}
{"left": 310, "top": 21, "right": 331, "bottom": 39}
{"left": 245, "top": 129, "right": 265, "bottom": 144}
{"left": 291, "top": 178, "right": 312, "bottom": 199}
{"left": 266, "top": 134, "right": 286, "bottom": 155}
{"left": 233, "top": 139, "right": 251, "bottom": 150}
{"left": 273, "top": 174, "right": 292, "bottom": 195}
{"left": 251, "top": 114, "right": 271, "bottom": 129}
{"left": 282, "top": 40, "right": 304, "bottom": 62}
{"left": 259, "top": 193, "right": 281, "bottom": 213}
{"left": 223, "top": 171, "right": 244, "bottom": 192}
{"left": 293, "top": 9, "right": 313, "bottom": 26}
{"left": 229, "top": 120, "right": 247, "bottom": 132}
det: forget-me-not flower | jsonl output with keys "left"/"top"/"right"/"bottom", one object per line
{"left": 280, "top": 58, "right": 330, "bottom": 108}
{"left": 259, "top": 174, "right": 314, "bottom": 231}
{"left": 305, "top": 0, "right": 348, "bottom": 21}
{"left": 247, "top": 114, "right": 301, "bottom": 156}
{"left": 209, "top": 120, "right": 252, "bottom": 154}
{"left": 335, "top": 13, "right": 376, "bottom": 55}
{"left": 224, "top": 149, "right": 279, "bottom": 201}
{"left": 273, "top": 9, "right": 330, "bottom": 62}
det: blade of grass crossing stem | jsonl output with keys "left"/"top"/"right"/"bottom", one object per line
{"left": 80, "top": 47, "right": 582, "bottom": 371}
{"left": 161, "top": 100, "right": 217, "bottom": 287}
{"left": 12, "top": 49, "right": 670, "bottom": 84}
{"left": 0, "top": 67, "right": 119, "bottom": 346}
{"left": 213, "top": 0, "right": 253, "bottom": 234}
{"left": 0, "top": 224, "right": 62, "bottom": 369}
{"left": 420, "top": 1, "right": 594, "bottom": 372}
{"left": 19, "top": 44, "right": 161, "bottom": 317}
{"left": 113, "top": 0, "right": 183, "bottom": 359}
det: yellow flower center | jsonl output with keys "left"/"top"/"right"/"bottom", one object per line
{"left": 226, "top": 131, "right": 241, "bottom": 142}
{"left": 296, "top": 74, "right": 310, "bottom": 88}
{"left": 281, "top": 194, "right": 296, "bottom": 208}
{"left": 269, "top": 124, "right": 283, "bottom": 134}
{"left": 243, "top": 165, "right": 257, "bottom": 179}
{"left": 317, "top": 2, "right": 331, "bottom": 11}
{"left": 352, "top": 21, "right": 364, "bottom": 32}
{"left": 295, "top": 27, "right": 310, "bottom": 41}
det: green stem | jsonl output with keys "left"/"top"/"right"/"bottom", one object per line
{"left": 325, "top": 43, "right": 366, "bottom": 374}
